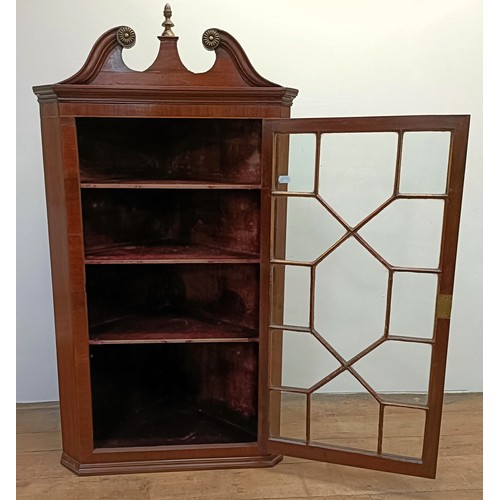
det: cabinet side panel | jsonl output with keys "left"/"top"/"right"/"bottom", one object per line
{"left": 39, "top": 106, "right": 93, "bottom": 459}
{"left": 39, "top": 106, "right": 78, "bottom": 457}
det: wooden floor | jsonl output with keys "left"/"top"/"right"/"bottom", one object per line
{"left": 17, "top": 393, "right": 482, "bottom": 499}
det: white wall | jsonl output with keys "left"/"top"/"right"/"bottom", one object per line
{"left": 16, "top": 0, "right": 482, "bottom": 401}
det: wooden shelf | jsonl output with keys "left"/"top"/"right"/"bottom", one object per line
{"left": 85, "top": 243, "right": 260, "bottom": 264}
{"left": 81, "top": 180, "right": 261, "bottom": 190}
{"left": 89, "top": 312, "right": 259, "bottom": 344}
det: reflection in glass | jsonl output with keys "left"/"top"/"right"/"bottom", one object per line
{"left": 275, "top": 134, "right": 316, "bottom": 192}
{"left": 315, "top": 238, "right": 388, "bottom": 360}
{"left": 353, "top": 340, "right": 432, "bottom": 406}
{"left": 270, "top": 329, "right": 340, "bottom": 389}
{"left": 400, "top": 132, "right": 450, "bottom": 194}
{"left": 276, "top": 196, "right": 345, "bottom": 262}
{"left": 390, "top": 272, "right": 438, "bottom": 338}
{"left": 269, "top": 390, "right": 306, "bottom": 442}
{"left": 359, "top": 199, "right": 444, "bottom": 268}
{"left": 319, "top": 133, "right": 397, "bottom": 225}
{"left": 310, "top": 371, "right": 379, "bottom": 452}
{"left": 272, "top": 264, "right": 311, "bottom": 327}
{"left": 382, "top": 406, "right": 426, "bottom": 458}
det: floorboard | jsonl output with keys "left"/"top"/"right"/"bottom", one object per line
{"left": 16, "top": 393, "right": 482, "bottom": 499}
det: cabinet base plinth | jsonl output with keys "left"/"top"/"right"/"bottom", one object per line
{"left": 61, "top": 452, "right": 283, "bottom": 476}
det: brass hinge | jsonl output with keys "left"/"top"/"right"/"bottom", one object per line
{"left": 436, "top": 294, "right": 453, "bottom": 320}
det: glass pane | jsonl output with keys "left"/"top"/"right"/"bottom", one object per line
{"left": 359, "top": 199, "right": 444, "bottom": 268}
{"left": 310, "top": 371, "right": 380, "bottom": 452}
{"left": 382, "top": 407, "right": 426, "bottom": 458}
{"left": 274, "top": 134, "right": 316, "bottom": 192}
{"left": 269, "top": 330, "right": 340, "bottom": 389}
{"left": 319, "top": 133, "right": 397, "bottom": 226}
{"left": 400, "top": 132, "right": 450, "bottom": 194}
{"left": 271, "top": 264, "right": 311, "bottom": 327}
{"left": 390, "top": 272, "right": 438, "bottom": 338}
{"left": 269, "top": 390, "right": 306, "bottom": 442}
{"left": 273, "top": 196, "right": 345, "bottom": 262}
{"left": 352, "top": 340, "right": 432, "bottom": 406}
{"left": 315, "top": 238, "right": 388, "bottom": 360}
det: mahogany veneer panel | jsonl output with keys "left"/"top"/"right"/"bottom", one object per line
{"left": 90, "top": 343, "right": 259, "bottom": 447}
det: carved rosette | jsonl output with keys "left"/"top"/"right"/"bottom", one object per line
{"left": 116, "top": 26, "right": 136, "bottom": 48}
{"left": 202, "top": 29, "right": 221, "bottom": 50}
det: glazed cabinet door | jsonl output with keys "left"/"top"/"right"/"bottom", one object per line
{"left": 262, "top": 116, "right": 469, "bottom": 478}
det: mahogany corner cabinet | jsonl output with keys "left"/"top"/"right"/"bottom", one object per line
{"left": 33, "top": 5, "right": 470, "bottom": 478}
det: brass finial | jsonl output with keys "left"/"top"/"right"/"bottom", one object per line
{"left": 161, "top": 3, "right": 175, "bottom": 37}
